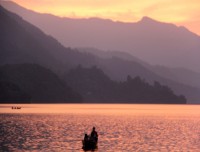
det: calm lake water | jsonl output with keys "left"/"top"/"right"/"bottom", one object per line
{"left": 0, "top": 104, "right": 200, "bottom": 151}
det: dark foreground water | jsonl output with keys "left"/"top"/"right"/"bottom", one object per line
{"left": 0, "top": 104, "right": 200, "bottom": 151}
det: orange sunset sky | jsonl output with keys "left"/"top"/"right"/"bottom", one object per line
{"left": 9, "top": 0, "right": 200, "bottom": 35}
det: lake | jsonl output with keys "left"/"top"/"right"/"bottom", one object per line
{"left": 0, "top": 104, "right": 200, "bottom": 151}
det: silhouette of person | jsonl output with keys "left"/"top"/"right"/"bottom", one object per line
{"left": 90, "top": 127, "right": 98, "bottom": 142}
{"left": 84, "top": 133, "right": 89, "bottom": 142}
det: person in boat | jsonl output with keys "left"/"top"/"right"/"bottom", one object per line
{"left": 84, "top": 134, "right": 89, "bottom": 142}
{"left": 90, "top": 127, "right": 98, "bottom": 142}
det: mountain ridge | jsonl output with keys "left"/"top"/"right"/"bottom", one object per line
{"left": 1, "top": 1, "right": 200, "bottom": 73}
{"left": 1, "top": 1, "right": 197, "bottom": 35}
{"left": 0, "top": 5, "right": 199, "bottom": 103}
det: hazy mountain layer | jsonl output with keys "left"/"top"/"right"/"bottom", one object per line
{"left": 2, "top": 1, "right": 200, "bottom": 73}
{"left": 78, "top": 48, "right": 200, "bottom": 103}
{"left": 152, "top": 66, "right": 200, "bottom": 90}
{"left": 0, "top": 5, "right": 199, "bottom": 103}
{"left": 79, "top": 48, "right": 200, "bottom": 89}
{"left": 0, "top": 5, "right": 96, "bottom": 74}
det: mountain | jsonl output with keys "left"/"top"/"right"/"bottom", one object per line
{"left": 64, "top": 65, "right": 186, "bottom": 104}
{"left": 79, "top": 48, "right": 200, "bottom": 89}
{"left": 151, "top": 66, "right": 200, "bottom": 90}
{"left": 77, "top": 48, "right": 200, "bottom": 103}
{"left": 0, "top": 5, "right": 199, "bottom": 103}
{"left": 78, "top": 47, "right": 147, "bottom": 66}
{"left": 0, "top": 64, "right": 82, "bottom": 103}
{"left": 0, "top": 4, "right": 96, "bottom": 75}
{"left": 0, "top": 80, "right": 31, "bottom": 103}
{"left": 2, "top": 1, "right": 200, "bottom": 73}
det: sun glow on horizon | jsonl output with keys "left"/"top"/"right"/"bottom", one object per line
{"left": 7, "top": 0, "right": 200, "bottom": 35}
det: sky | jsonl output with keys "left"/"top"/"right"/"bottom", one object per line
{"left": 10, "top": 0, "right": 200, "bottom": 35}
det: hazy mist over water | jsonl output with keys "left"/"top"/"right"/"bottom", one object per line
{"left": 1, "top": 104, "right": 200, "bottom": 151}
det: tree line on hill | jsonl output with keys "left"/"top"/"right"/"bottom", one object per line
{"left": 0, "top": 64, "right": 186, "bottom": 103}
{"left": 0, "top": 64, "right": 82, "bottom": 103}
{"left": 64, "top": 65, "right": 186, "bottom": 103}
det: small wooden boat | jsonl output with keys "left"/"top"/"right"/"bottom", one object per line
{"left": 12, "top": 107, "right": 21, "bottom": 109}
{"left": 82, "top": 139, "right": 97, "bottom": 150}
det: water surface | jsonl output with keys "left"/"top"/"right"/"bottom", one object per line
{"left": 0, "top": 104, "right": 200, "bottom": 151}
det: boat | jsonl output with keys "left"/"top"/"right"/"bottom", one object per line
{"left": 12, "top": 107, "right": 21, "bottom": 109}
{"left": 82, "top": 139, "right": 98, "bottom": 150}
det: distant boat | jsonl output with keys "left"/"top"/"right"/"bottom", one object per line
{"left": 12, "top": 107, "right": 21, "bottom": 109}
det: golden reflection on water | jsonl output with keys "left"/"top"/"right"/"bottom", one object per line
{"left": 1, "top": 104, "right": 200, "bottom": 116}
{"left": 0, "top": 104, "right": 200, "bottom": 151}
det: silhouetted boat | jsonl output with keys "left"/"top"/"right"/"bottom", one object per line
{"left": 82, "top": 139, "right": 97, "bottom": 150}
{"left": 12, "top": 107, "right": 21, "bottom": 109}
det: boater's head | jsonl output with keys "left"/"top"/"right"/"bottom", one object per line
{"left": 93, "top": 127, "right": 95, "bottom": 131}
